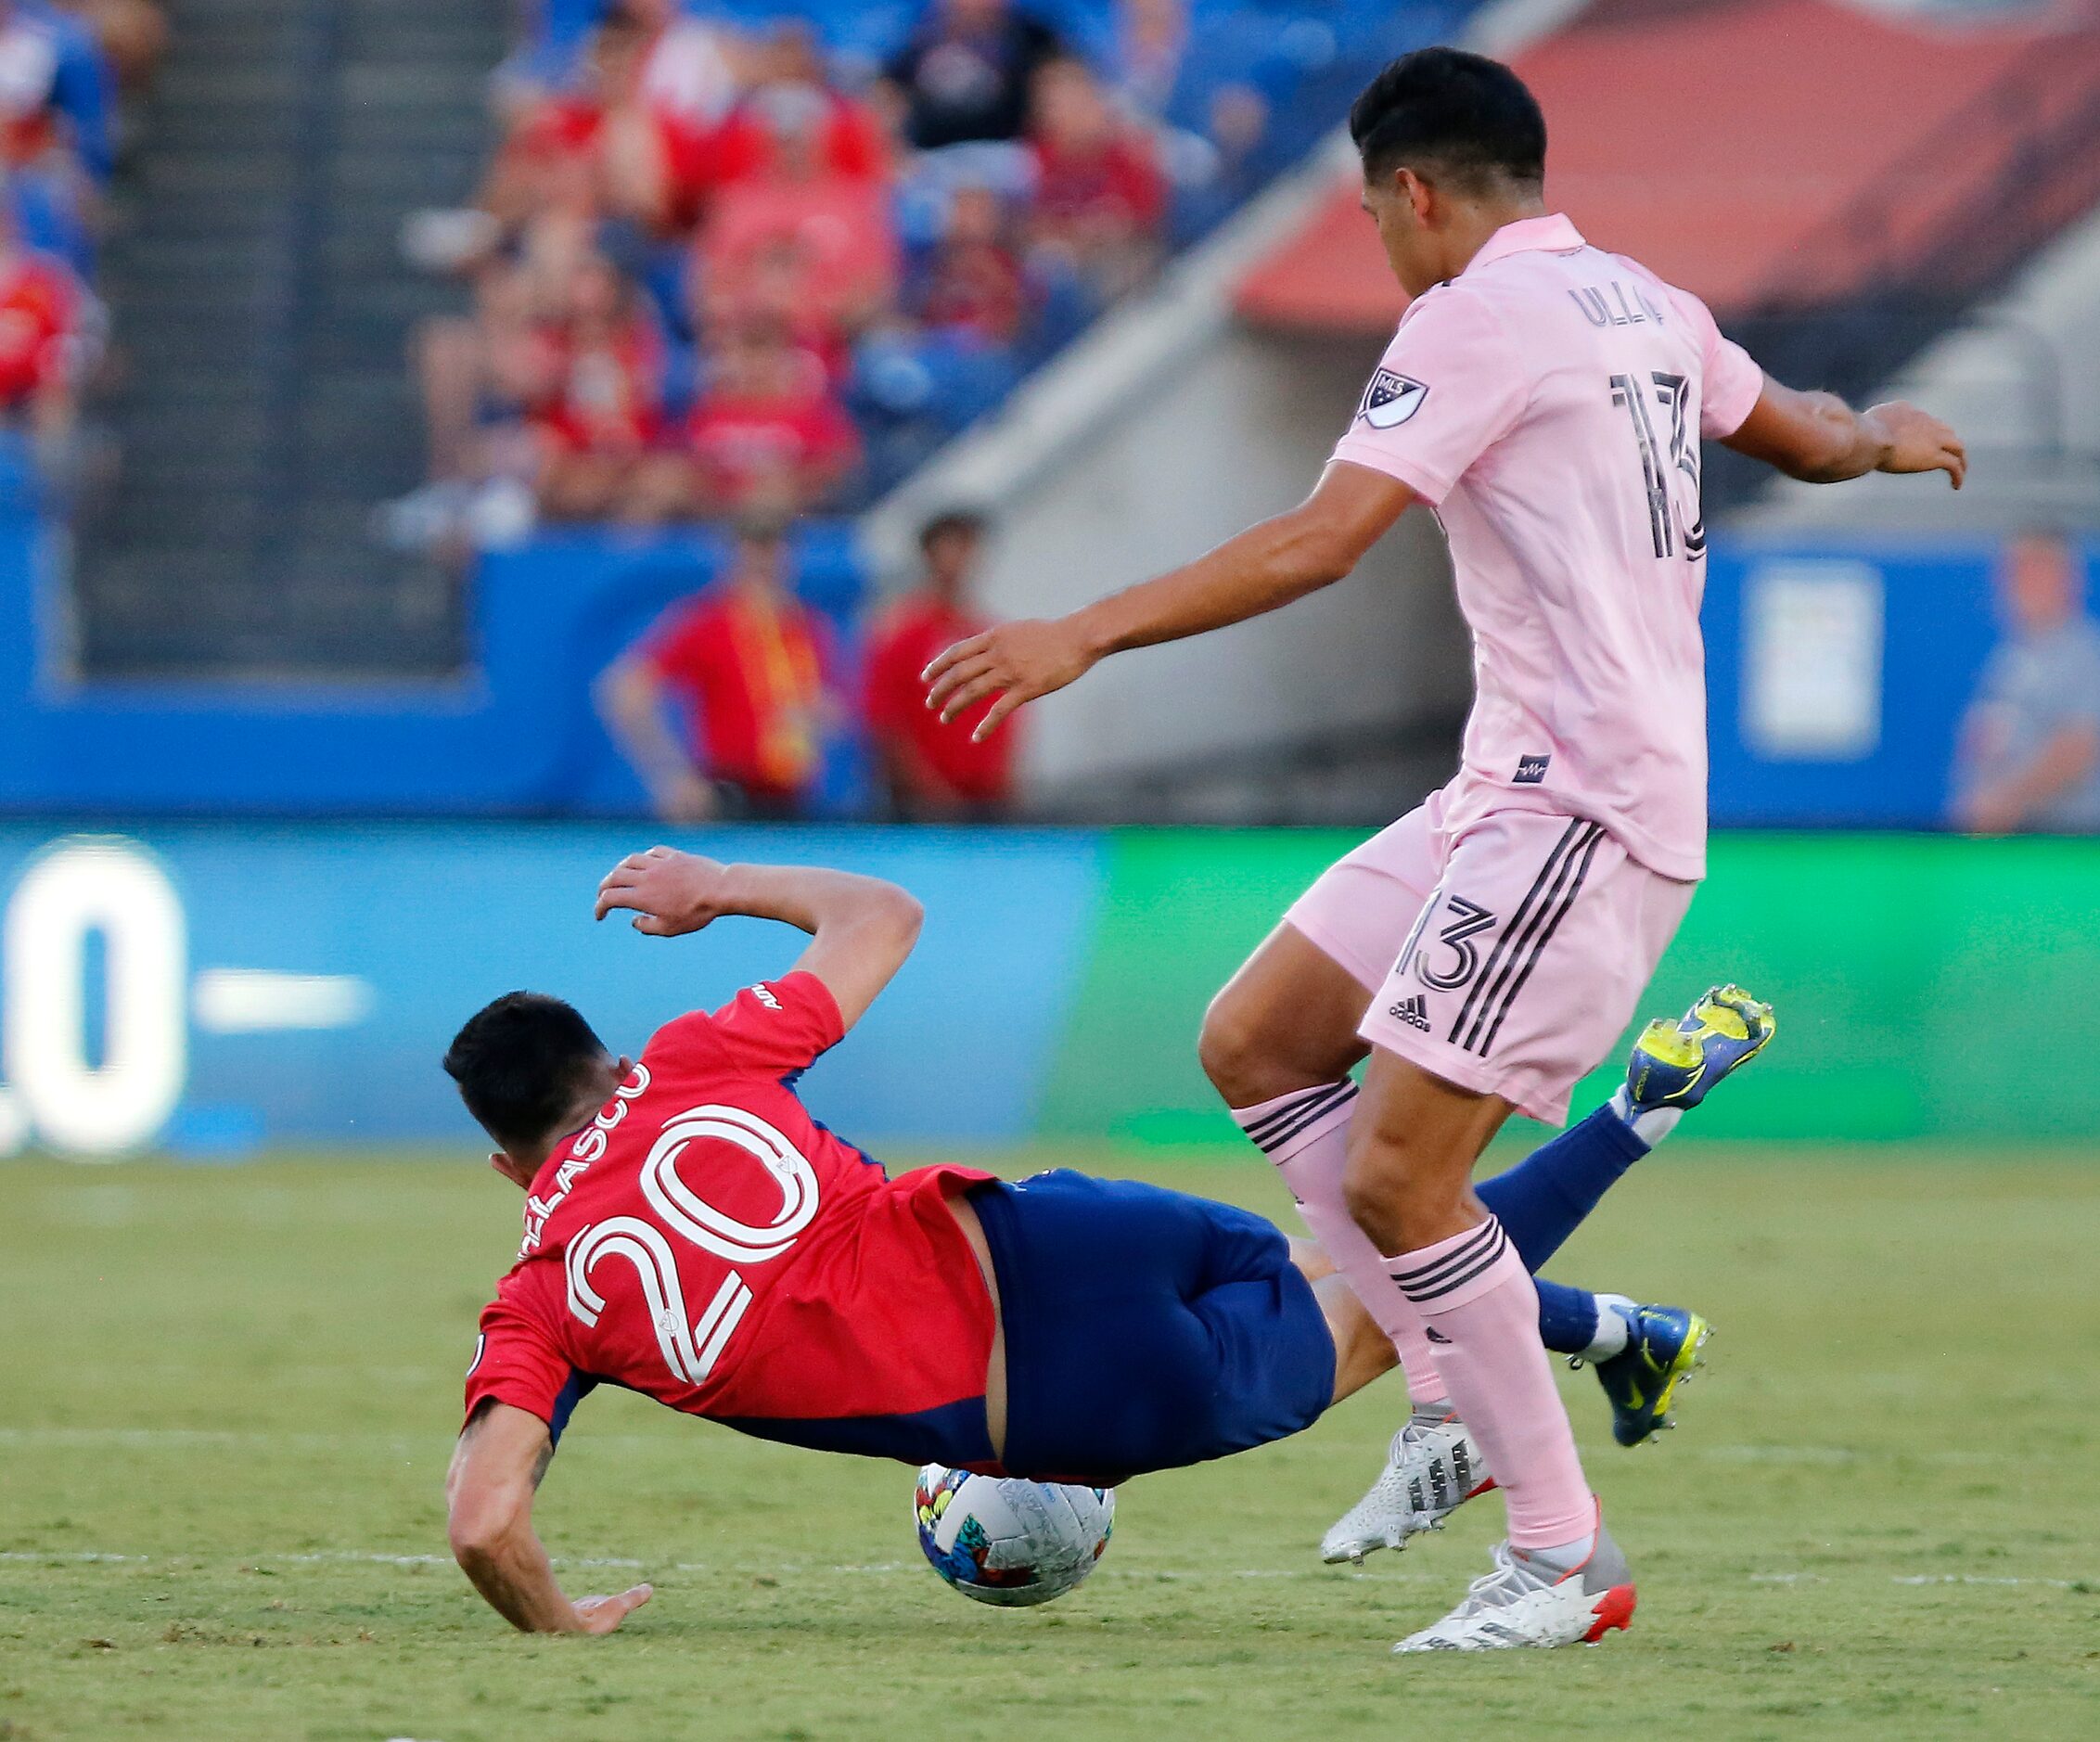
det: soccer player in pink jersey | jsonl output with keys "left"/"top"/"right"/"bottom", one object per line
{"left": 926, "top": 46, "right": 1965, "bottom": 1650}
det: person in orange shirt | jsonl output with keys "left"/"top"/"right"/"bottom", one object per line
{"left": 864, "top": 510, "right": 1017, "bottom": 819}
{"left": 597, "top": 507, "right": 832, "bottom": 820}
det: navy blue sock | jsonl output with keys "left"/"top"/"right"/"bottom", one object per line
{"left": 1533, "top": 1277, "right": 1601, "bottom": 1355}
{"left": 1475, "top": 1105, "right": 1648, "bottom": 1272}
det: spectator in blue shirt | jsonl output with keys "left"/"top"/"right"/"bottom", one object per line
{"left": 1951, "top": 532, "right": 2100, "bottom": 834}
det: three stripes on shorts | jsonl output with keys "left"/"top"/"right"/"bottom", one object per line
{"left": 1448, "top": 819, "right": 1607, "bottom": 1057}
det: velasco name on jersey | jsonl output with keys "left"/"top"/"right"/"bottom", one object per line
{"left": 520, "top": 1062, "right": 653, "bottom": 1257}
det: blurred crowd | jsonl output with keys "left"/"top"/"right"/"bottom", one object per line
{"left": 395, "top": 0, "right": 1294, "bottom": 551}
{"left": 0, "top": 0, "right": 164, "bottom": 486}
{"left": 597, "top": 505, "right": 1018, "bottom": 820}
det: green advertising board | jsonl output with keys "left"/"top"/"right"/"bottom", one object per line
{"left": 1041, "top": 831, "right": 2100, "bottom": 1145}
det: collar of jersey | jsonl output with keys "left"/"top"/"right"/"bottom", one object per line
{"left": 1462, "top": 211, "right": 1586, "bottom": 275}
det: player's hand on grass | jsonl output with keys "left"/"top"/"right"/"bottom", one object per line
{"left": 922, "top": 617, "right": 1096, "bottom": 740}
{"left": 571, "top": 1583, "right": 653, "bottom": 1635}
{"left": 595, "top": 846, "right": 731, "bottom": 936}
{"left": 1867, "top": 401, "right": 1966, "bottom": 488}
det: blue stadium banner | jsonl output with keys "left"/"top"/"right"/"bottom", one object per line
{"left": 0, "top": 825, "right": 1104, "bottom": 1159}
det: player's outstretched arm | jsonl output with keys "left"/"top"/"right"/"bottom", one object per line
{"left": 1722, "top": 379, "right": 1966, "bottom": 489}
{"left": 923, "top": 460, "right": 1415, "bottom": 740}
{"left": 446, "top": 1400, "right": 653, "bottom": 1634}
{"left": 595, "top": 847, "right": 922, "bottom": 1029}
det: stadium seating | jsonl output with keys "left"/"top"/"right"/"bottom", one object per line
{"left": 62, "top": 0, "right": 1472, "bottom": 679}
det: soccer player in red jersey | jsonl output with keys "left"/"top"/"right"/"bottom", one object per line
{"left": 442, "top": 847, "right": 1401, "bottom": 1633}
{"left": 442, "top": 848, "right": 1754, "bottom": 1636}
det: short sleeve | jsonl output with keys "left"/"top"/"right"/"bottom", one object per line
{"left": 1329, "top": 286, "right": 1530, "bottom": 505}
{"left": 464, "top": 1282, "right": 583, "bottom": 1435}
{"left": 710, "top": 970, "right": 845, "bottom": 1071}
{"left": 647, "top": 970, "right": 846, "bottom": 1078}
{"left": 1664, "top": 283, "right": 1762, "bottom": 439}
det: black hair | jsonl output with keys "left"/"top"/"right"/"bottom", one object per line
{"left": 919, "top": 508, "right": 988, "bottom": 551}
{"left": 1349, "top": 47, "right": 1546, "bottom": 192}
{"left": 442, "top": 992, "right": 610, "bottom": 1150}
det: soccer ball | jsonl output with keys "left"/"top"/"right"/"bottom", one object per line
{"left": 912, "top": 1464, "right": 1114, "bottom": 1608}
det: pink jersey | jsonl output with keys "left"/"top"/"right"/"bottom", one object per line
{"left": 1331, "top": 212, "right": 1764, "bottom": 881}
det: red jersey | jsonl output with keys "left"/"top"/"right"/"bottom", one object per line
{"left": 534, "top": 315, "right": 664, "bottom": 454}
{"left": 642, "top": 584, "right": 829, "bottom": 802}
{"left": 683, "top": 380, "right": 860, "bottom": 507}
{"left": 1028, "top": 134, "right": 1165, "bottom": 240}
{"left": 466, "top": 973, "right": 997, "bottom": 1462}
{"left": 709, "top": 93, "right": 889, "bottom": 186}
{"left": 0, "top": 254, "right": 74, "bottom": 407}
{"left": 864, "top": 594, "right": 1017, "bottom": 805}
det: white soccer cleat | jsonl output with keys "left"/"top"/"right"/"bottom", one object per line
{"left": 1320, "top": 1405, "right": 1495, "bottom": 1565}
{"left": 1392, "top": 1515, "right": 1636, "bottom": 1653}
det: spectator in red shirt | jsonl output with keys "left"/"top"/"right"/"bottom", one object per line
{"left": 631, "top": 319, "right": 859, "bottom": 521}
{"left": 916, "top": 183, "right": 1026, "bottom": 343}
{"left": 698, "top": 83, "right": 899, "bottom": 335}
{"left": 710, "top": 24, "right": 888, "bottom": 188}
{"left": 1024, "top": 56, "right": 1165, "bottom": 301}
{"left": 532, "top": 253, "right": 665, "bottom": 521}
{"left": 596, "top": 507, "right": 832, "bottom": 820}
{"left": 0, "top": 195, "right": 79, "bottom": 457}
{"left": 864, "top": 509, "right": 1018, "bottom": 818}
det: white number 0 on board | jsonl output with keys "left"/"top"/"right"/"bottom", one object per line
{"left": 0, "top": 838, "right": 187, "bottom": 1156}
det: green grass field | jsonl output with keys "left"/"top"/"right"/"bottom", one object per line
{"left": 5, "top": 1146, "right": 2098, "bottom": 1742}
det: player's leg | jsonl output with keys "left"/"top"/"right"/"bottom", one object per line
{"left": 1318, "top": 983, "right": 1775, "bottom": 1562}
{"left": 967, "top": 1172, "right": 1338, "bottom": 1485}
{"left": 1345, "top": 816, "right": 1697, "bottom": 1650}
{"left": 1345, "top": 1044, "right": 1636, "bottom": 1649}
{"left": 1306, "top": 1264, "right": 1405, "bottom": 1404}
{"left": 1200, "top": 916, "right": 1461, "bottom": 1405}
{"left": 1203, "top": 826, "right": 1707, "bottom": 1392}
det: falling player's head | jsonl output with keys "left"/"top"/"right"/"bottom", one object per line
{"left": 1350, "top": 47, "right": 1547, "bottom": 294}
{"left": 444, "top": 992, "right": 621, "bottom": 1172}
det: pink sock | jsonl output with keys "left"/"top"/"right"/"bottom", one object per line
{"left": 1233, "top": 1083, "right": 1449, "bottom": 1404}
{"left": 1389, "top": 1216, "right": 1594, "bottom": 1550}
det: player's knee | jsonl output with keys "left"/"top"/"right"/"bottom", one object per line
{"left": 1197, "top": 988, "right": 1270, "bottom": 1106}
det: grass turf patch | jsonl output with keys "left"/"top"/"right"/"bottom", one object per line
{"left": 4, "top": 1147, "right": 2097, "bottom": 1740}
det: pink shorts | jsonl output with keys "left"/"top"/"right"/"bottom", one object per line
{"left": 1284, "top": 797, "right": 1697, "bottom": 1125}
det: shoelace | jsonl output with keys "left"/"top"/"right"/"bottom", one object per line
{"left": 1448, "top": 1544, "right": 1555, "bottom": 1617}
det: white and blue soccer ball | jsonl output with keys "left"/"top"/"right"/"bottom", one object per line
{"left": 913, "top": 1464, "right": 1115, "bottom": 1608}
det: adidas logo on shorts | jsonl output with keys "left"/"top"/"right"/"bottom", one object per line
{"left": 1389, "top": 993, "right": 1432, "bottom": 1032}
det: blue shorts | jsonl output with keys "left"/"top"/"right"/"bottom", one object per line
{"left": 967, "top": 1171, "right": 1336, "bottom": 1486}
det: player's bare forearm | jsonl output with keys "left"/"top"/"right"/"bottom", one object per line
{"left": 922, "top": 461, "right": 1414, "bottom": 738}
{"left": 594, "top": 849, "right": 921, "bottom": 1026}
{"left": 1724, "top": 381, "right": 1966, "bottom": 488}
{"left": 1073, "top": 496, "right": 1377, "bottom": 659}
{"left": 447, "top": 1402, "right": 652, "bottom": 1635}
